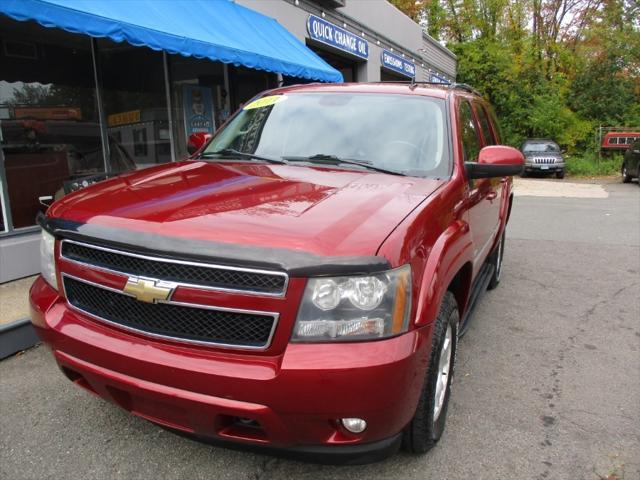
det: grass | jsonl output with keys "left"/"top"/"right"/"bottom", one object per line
{"left": 565, "top": 152, "right": 623, "bottom": 177}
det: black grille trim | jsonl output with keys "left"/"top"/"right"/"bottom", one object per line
{"left": 62, "top": 275, "right": 278, "bottom": 349}
{"left": 60, "top": 240, "right": 288, "bottom": 296}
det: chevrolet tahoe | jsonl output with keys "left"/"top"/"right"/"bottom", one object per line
{"left": 30, "top": 82, "right": 524, "bottom": 464}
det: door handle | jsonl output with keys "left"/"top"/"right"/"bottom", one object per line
{"left": 487, "top": 191, "right": 498, "bottom": 200}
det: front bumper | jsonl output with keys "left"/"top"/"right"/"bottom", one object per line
{"left": 30, "top": 276, "right": 431, "bottom": 462}
{"left": 524, "top": 163, "right": 564, "bottom": 172}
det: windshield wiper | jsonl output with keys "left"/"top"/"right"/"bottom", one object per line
{"left": 283, "top": 154, "right": 404, "bottom": 176}
{"left": 202, "top": 148, "right": 288, "bottom": 165}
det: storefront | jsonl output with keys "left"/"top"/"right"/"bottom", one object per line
{"left": 237, "top": 0, "right": 457, "bottom": 84}
{"left": 0, "top": 0, "right": 342, "bottom": 283}
{"left": 0, "top": 0, "right": 456, "bottom": 284}
{"left": 305, "top": 14, "right": 369, "bottom": 82}
{"left": 380, "top": 49, "right": 417, "bottom": 81}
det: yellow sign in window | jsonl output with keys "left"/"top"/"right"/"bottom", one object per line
{"left": 243, "top": 95, "right": 287, "bottom": 110}
{"left": 107, "top": 110, "right": 141, "bottom": 127}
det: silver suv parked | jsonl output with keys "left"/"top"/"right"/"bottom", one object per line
{"left": 521, "top": 139, "right": 565, "bottom": 179}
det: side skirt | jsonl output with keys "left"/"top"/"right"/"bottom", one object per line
{"left": 459, "top": 262, "right": 495, "bottom": 337}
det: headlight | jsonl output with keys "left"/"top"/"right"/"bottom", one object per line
{"left": 293, "top": 265, "right": 411, "bottom": 342}
{"left": 40, "top": 229, "right": 58, "bottom": 290}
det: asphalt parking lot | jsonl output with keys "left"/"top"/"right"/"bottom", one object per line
{"left": 1, "top": 178, "right": 639, "bottom": 480}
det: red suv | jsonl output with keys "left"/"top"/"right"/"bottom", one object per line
{"left": 30, "top": 83, "right": 523, "bottom": 463}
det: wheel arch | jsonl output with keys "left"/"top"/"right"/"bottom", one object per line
{"left": 414, "top": 220, "right": 474, "bottom": 328}
{"left": 446, "top": 262, "right": 473, "bottom": 319}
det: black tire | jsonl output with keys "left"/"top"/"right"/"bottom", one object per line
{"left": 487, "top": 230, "right": 505, "bottom": 290}
{"left": 555, "top": 170, "right": 565, "bottom": 179}
{"left": 520, "top": 170, "right": 527, "bottom": 178}
{"left": 622, "top": 164, "right": 632, "bottom": 183}
{"left": 403, "top": 292, "right": 459, "bottom": 454}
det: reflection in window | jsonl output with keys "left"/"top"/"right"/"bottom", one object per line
{"left": 475, "top": 103, "right": 496, "bottom": 146}
{"left": 459, "top": 101, "right": 481, "bottom": 162}
{"left": 168, "top": 55, "right": 227, "bottom": 159}
{"left": 0, "top": 17, "right": 105, "bottom": 228}
{"left": 0, "top": 187, "right": 6, "bottom": 233}
{"left": 523, "top": 142, "right": 560, "bottom": 153}
{"left": 98, "top": 38, "right": 170, "bottom": 169}
{"left": 206, "top": 93, "right": 449, "bottom": 177}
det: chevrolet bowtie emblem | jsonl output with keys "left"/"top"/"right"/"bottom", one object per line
{"left": 123, "top": 277, "right": 174, "bottom": 303}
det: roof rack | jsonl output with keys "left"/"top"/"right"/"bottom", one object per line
{"left": 448, "top": 83, "right": 482, "bottom": 97}
{"left": 378, "top": 80, "right": 483, "bottom": 97}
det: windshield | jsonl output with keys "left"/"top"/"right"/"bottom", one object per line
{"left": 204, "top": 93, "right": 449, "bottom": 177}
{"left": 523, "top": 142, "right": 560, "bottom": 153}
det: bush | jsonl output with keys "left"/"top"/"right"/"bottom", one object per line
{"left": 565, "top": 151, "right": 623, "bottom": 177}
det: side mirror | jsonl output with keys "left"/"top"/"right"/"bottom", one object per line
{"left": 466, "top": 146, "right": 524, "bottom": 179}
{"left": 187, "top": 132, "right": 212, "bottom": 155}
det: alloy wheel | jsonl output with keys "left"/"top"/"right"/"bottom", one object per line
{"left": 495, "top": 235, "right": 503, "bottom": 281}
{"left": 433, "top": 324, "right": 453, "bottom": 421}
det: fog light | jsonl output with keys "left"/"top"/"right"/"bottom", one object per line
{"left": 341, "top": 417, "right": 367, "bottom": 433}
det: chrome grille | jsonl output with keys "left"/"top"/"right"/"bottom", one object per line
{"left": 60, "top": 240, "right": 288, "bottom": 296}
{"left": 533, "top": 157, "right": 556, "bottom": 164}
{"left": 63, "top": 275, "right": 278, "bottom": 349}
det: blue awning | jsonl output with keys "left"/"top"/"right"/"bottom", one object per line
{"left": 0, "top": 0, "right": 343, "bottom": 83}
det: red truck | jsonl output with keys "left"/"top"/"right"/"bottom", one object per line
{"left": 601, "top": 131, "right": 640, "bottom": 153}
{"left": 30, "top": 83, "right": 523, "bottom": 463}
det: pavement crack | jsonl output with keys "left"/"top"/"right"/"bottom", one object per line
{"left": 611, "top": 282, "right": 639, "bottom": 298}
{"left": 511, "top": 273, "right": 553, "bottom": 291}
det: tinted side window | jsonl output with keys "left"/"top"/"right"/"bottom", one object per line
{"left": 459, "top": 100, "right": 481, "bottom": 162}
{"left": 610, "top": 137, "right": 618, "bottom": 144}
{"left": 475, "top": 103, "right": 496, "bottom": 145}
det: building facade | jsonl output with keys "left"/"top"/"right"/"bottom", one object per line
{"left": 237, "top": 0, "right": 456, "bottom": 83}
{"left": 0, "top": 0, "right": 456, "bottom": 283}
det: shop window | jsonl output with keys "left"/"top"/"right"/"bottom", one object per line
{"left": 308, "top": 48, "right": 357, "bottom": 82}
{"left": 0, "top": 17, "right": 105, "bottom": 229}
{"left": 380, "top": 69, "right": 407, "bottom": 82}
{"left": 167, "top": 55, "right": 227, "bottom": 159}
{"left": 228, "top": 66, "right": 278, "bottom": 111}
{"left": 97, "top": 39, "right": 170, "bottom": 169}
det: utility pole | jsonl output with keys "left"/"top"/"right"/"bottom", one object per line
{"left": 597, "top": 125, "right": 601, "bottom": 166}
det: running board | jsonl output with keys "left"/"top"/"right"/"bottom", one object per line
{"left": 459, "top": 262, "right": 495, "bottom": 337}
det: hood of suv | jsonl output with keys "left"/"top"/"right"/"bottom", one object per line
{"left": 49, "top": 161, "right": 443, "bottom": 258}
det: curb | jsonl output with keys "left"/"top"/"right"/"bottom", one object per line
{"left": 0, "top": 318, "right": 39, "bottom": 359}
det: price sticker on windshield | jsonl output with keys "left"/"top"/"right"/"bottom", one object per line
{"left": 243, "top": 95, "right": 287, "bottom": 110}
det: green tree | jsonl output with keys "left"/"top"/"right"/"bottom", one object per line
{"left": 389, "top": 0, "right": 640, "bottom": 151}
